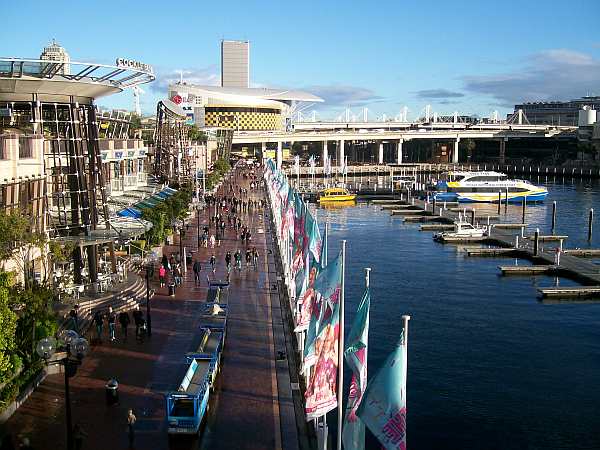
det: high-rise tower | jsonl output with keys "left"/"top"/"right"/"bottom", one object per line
{"left": 220, "top": 40, "right": 249, "bottom": 88}
{"left": 40, "top": 39, "right": 71, "bottom": 75}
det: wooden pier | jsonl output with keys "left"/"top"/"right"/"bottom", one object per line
{"left": 380, "top": 192, "right": 600, "bottom": 299}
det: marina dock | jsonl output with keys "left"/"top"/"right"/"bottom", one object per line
{"left": 372, "top": 192, "right": 600, "bottom": 299}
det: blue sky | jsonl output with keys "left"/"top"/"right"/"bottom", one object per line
{"left": 3, "top": 0, "right": 600, "bottom": 119}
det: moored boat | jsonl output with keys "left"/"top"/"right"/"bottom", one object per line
{"left": 317, "top": 187, "right": 357, "bottom": 203}
{"left": 434, "top": 171, "right": 548, "bottom": 203}
{"left": 433, "top": 219, "right": 488, "bottom": 242}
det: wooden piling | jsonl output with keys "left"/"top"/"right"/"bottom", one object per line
{"left": 522, "top": 196, "right": 527, "bottom": 224}
{"left": 552, "top": 201, "right": 556, "bottom": 234}
{"left": 497, "top": 191, "right": 501, "bottom": 215}
{"left": 589, "top": 209, "right": 594, "bottom": 242}
{"left": 534, "top": 228, "right": 540, "bottom": 256}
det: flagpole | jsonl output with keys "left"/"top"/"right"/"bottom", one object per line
{"left": 336, "top": 240, "right": 346, "bottom": 450}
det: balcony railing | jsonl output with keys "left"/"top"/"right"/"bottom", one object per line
{"left": 123, "top": 175, "right": 137, "bottom": 187}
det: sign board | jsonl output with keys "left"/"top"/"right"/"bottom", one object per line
{"left": 115, "top": 58, "right": 154, "bottom": 74}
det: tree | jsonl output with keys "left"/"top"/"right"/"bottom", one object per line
{"left": 0, "top": 211, "right": 46, "bottom": 288}
{"left": 0, "top": 272, "right": 17, "bottom": 383}
{"left": 188, "top": 125, "right": 207, "bottom": 143}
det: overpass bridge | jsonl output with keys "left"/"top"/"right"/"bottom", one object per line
{"left": 232, "top": 121, "right": 577, "bottom": 168}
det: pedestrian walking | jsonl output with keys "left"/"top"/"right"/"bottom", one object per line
{"left": 225, "top": 251, "right": 232, "bottom": 273}
{"left": 245, "top": 249, "right": 252, "bottom": 268}
{"left": 73, "top": 423, "right": 87, "bottom": 450}
{"left": 210, "top": 254, "right": 216, "bottom": 273}
{"left": 193, "top": 259, "right": 201, "bottom": 284}
{"left": 127, "top": 409, "right": 136, "bottom": 448}
{"left": 158, "top": 265, "right": 166, "bottom": 287}
{"left": 107, "top": 307, "right": 116, "bottom": 341}
{"left": 132, "top": 306, "right": 144, "bottom": 340}
{"left": 252, "top": 247, "right": 259, "bottom": 269}
{"left": 93, "top": 310, "right": 103, "bottom": 342}
{"left": 119, "top": 311, "right": 130, "bottom": 340}
{"left": 209, "top": 234, "right": 216, "bottom": 248}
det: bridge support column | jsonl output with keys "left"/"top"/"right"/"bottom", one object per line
{"left": 276, "top": 141, "right": 283, "bottom": 170}
{"left": 499, "top": 138, "right": 506, "bottom": 165}
{"left": 322, "top": 141, "right": 328, "bottom": 167}
{"left": 378, "top": 142, "right": 384, "bottom": 164}
{"left": 338, "top": 139, "right": 345, "bottom": 168}
{"left": 396, "top": 139, "right": 403, "bottom": 164}
{"left": 453, "top": 138, "right": 460, "bottom": 164}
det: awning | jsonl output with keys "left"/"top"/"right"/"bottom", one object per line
{"left": 117, "top": 207, "right": 143, "bottom": 218}
{"left": 116, "top": 186, "right": 177, "bottom": 217}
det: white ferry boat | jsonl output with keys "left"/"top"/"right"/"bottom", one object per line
{"left": 435, "top": 171, "right": 548, "bottom": 203}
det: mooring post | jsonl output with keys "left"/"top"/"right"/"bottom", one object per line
{"left": 522, "top": 196, "right": 527, "bottom": 224}
{"left": 432, "top": 197, "right": 436, "bottom": 213}
{"left": 515, "top": 235, "right": 519, "bottom": 248}
{"left": 443, "top": 201, "right": 447, "bottom": 210}
{"left": 588, "top": 208, "right": 594, "bottom": 242}
{"left": 534, "top": 228, "right": 540, "bottom": 256}
{"left": 505, "top": 187, "right": 509, "bottom": 213}
{"left": 497, "top": 191, "right": 501, "bottom": 215}
{"left": 471, "top": 209, "right": 475, "bottom": 225}
{"left": 439, "top": 207, "right": 443, "bottom": 217}
{"left": 551, "top": 201, "right": 557, "bottom": 234}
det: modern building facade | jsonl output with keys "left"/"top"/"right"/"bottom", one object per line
{"left": 514, "top": 96, "right": 600, "bottom": 126}
{"left": 221, "top": 40, "right": 249, "bottom": 88}
{"left": 0, "top": 51, "right": 155, "bottom": 285}
{"left": 168, "top": 84, "right": 323, "bottom": 131}
{"left": 39, "top": 39, "right": 70, "bottom": 75}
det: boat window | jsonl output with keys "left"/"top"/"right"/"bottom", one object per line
{"left": 171, "top": 398, "right": 195, "bottom": 417}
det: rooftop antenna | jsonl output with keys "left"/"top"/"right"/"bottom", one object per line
{"left": 177, "top": 70, "right": 184, "bottom": 84}
{"left": 132, "top": 85, "right": 145, "bottom": 116}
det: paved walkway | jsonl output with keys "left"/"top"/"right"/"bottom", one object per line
{"left": 4, "top": 170, "right": 303, "bottom": 450}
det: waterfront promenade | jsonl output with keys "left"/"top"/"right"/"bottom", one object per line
{"left": 4, "top": 170, "right": 302, "bottom": 450}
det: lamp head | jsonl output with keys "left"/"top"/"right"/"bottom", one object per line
{"left": 36, "top": 336, "right": 57, "bottom": 360}
{"left": 72, "top": 337, "right": 89, "bottom": 359}
{"left": 59, "top": 329, "right": 79, "bottom": 347}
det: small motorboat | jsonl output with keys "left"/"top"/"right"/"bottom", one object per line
{"left": 433, "top": 219, "right": 488, "bottom": 243}
{"left": 317, "top": 187, "right": 357, "bottom": 203}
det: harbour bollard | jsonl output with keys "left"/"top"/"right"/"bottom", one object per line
{"left": 471, "top": 210, "right": 475, "bottom": 225}
{"left": 552, "top": 201, "right": 556, "bottom": 234}
{"left": 522, "top": 196, "right": 527, "bottom": 224}
{"left": 534, "top": 228, "right": 540, "bottom": 256}
{"left": 589, "top": 209, "right": 594, "bottom": 241}
{"left": 497, "top": 191, "right": 501, "bottom": 215}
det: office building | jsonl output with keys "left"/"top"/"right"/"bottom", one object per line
{"left": 221, "top": 40, "right": 249, "bottom": 88}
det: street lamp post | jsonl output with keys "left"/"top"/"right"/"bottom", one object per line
{"left": 36, "top": 330, "right": 89, "bottom": 450}
{"left": 145, "top": 264, "right": 152, "bottom": 337}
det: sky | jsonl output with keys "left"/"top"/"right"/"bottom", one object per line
{"left": 2, "top": 0, "right": 600, "bottom": 120}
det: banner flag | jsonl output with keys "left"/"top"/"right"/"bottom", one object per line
{"left": 357, "top": 332, "right": 408, "bottom": 450}
{"left": 303, "top": 225, "right": 328, "bottom": 367}
{"left": 342, "top": 288, "right": 371, "bottom": 450}
{"left": 304, "top": 251, "right": 343, "bottom": 420}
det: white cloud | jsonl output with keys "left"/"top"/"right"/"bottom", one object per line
{"left": 462, "top": 49, "right": 600, "bottom": 107}
{"left": 303, "top": 84, "right": 385, "bottom": 107}
{"left": 149, "top": 65, "right": 219, "bottom": 93}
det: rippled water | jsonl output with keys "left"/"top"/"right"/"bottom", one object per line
{"left": 316, "top": 177, "right": 600, "bottom": 450}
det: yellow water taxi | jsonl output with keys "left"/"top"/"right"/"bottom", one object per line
{"left": 317, "top": 187, "right": 357, "bottom": 203}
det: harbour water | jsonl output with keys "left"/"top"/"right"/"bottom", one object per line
{"left": 317, "top": 177, "right": 600, "bottom": 450}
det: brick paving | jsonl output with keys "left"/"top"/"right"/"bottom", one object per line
{"left": 4, "top": 170, "right": 302, "bottom": 450}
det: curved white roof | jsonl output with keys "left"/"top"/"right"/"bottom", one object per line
{"left": 174, "top": 84, "right": 323, "bottom": 103}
